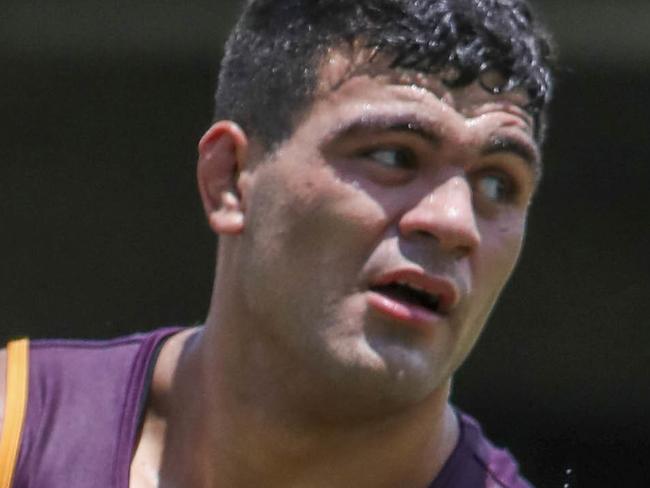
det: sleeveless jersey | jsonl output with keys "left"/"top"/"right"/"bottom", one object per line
{"left": 3, "top": 328, "right": 533, "bottom": 487}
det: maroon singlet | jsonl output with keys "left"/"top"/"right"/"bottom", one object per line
{"left": 10, "top": 328, "right": 533, "bottom": 487}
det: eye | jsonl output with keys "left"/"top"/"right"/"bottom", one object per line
{"left": 475, "top": 172, "right": 516, "bottom": 204}
{"left": 362, "top": 147, "right": 416, "bottom": 170}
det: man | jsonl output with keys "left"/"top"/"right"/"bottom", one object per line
{"left": 0, "top": 0, "right": 553, "bottom": 486}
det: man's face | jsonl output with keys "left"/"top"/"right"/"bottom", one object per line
{"left": 229, "top": 53, "right": 539, "bottom": 413}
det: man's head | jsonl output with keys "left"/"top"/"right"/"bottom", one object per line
{"left": 214, "top": 0, "right": 553, "bottom": 152}
{"left": 198, "top": 0, "right": 554, "bottom": 420}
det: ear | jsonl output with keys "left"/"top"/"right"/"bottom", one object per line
{"left": 197, "top": 121, "right": 249, "bottom": 235}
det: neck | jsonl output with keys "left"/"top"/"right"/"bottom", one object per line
{"left": 151, "top": 286, "right": 459, "bottom": 487}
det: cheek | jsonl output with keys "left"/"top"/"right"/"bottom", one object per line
{"left": 475, "top": 213, "right": 527, "bottom": 289}
{"left": 245, "top": 165, "right": 388, "bottom": 285}
{"left": 238, "top": 164, "right": 391, "bottom": 343}
{"left": 455, "top": 216, "right": 525, "bottom": 353}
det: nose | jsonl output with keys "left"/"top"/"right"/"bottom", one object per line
{"left": 399, "top": 175, "right": 481, "bottom": 256}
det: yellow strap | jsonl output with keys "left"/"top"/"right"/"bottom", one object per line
{"left": 0, "top": 339, "right": 29, "bottom": 488}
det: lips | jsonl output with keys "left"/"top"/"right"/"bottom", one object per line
{"left": 367, "top": 269, "right": 459, "bottom": 325}
{"left": 371, "top": 281, "right": 440, "bottom": 311}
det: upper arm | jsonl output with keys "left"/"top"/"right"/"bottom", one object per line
{"left": 0, "top": 348, "right": 7, "bottom": 431}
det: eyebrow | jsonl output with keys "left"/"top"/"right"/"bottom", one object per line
{"left": 481, "top": 135, "right": 542, "bottom": 178}
{"left": 323, "top": 114, "right": 442, "bottom": 148}
{"left": 324, "top": 114, "right": 542, "bottom": 178}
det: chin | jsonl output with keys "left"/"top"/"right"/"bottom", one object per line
{"left": 317, "top": 335, "right": 451, "bottom": 414}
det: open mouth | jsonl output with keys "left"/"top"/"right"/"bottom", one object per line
{"left": 370, "top": 282, "right": 441, "bottom": 314}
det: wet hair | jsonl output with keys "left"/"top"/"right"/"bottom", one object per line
{"left": 214, "top": 0, "right": 555, "bottom": 149}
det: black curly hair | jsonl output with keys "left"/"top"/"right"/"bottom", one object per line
{"left": 214, "top": 0, "right": 554, "bottom": 150}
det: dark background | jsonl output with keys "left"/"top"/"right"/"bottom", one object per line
{"left": 1, "top": 1, "right": 648, "bottom": 486}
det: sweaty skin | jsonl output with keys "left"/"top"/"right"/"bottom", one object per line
{"left": 127, "top": 45, "right": 538, "bottom": 488}
{"left": 0, "top": 49, "right": 538, "bottom": 487}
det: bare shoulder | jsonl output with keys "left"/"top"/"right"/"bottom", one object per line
{"left": 151, "top": 327, "right": 200, "bottom": 400}
{"left": 0, "top": 347, "right": 6, "bottom": 430}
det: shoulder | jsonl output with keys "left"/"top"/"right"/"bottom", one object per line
{"left": 0, "top": 328, "right": 184, "bottom": 427}
{"left": 4, "top": 328, "right": 187, "bottom": 485}
{"left": 457, "top": 412, "right": 534, "bottom": 488}
{"left": 26, "top": 328, "right": 183, "bottom": 370}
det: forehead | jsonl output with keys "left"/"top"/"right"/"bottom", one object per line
{"left": 313, "top": 46, "right": 535, "bottom": 134}
{"left": 268, "top": 47, "right": 542, "bottom": 179}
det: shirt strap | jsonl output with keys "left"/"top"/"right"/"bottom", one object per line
{"left": 0, "top": 339, "right": 29, "bottom": 488}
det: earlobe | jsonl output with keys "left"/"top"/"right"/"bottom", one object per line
{"left": 207, "top": 192, "right": 245, "bottom": 234}
{"left": 197, "top": 121, "right": 249, "bottom": 236}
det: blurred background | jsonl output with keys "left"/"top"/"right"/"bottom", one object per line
{"left": 1, "top": 1, "right": 648, "bottom": 485}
